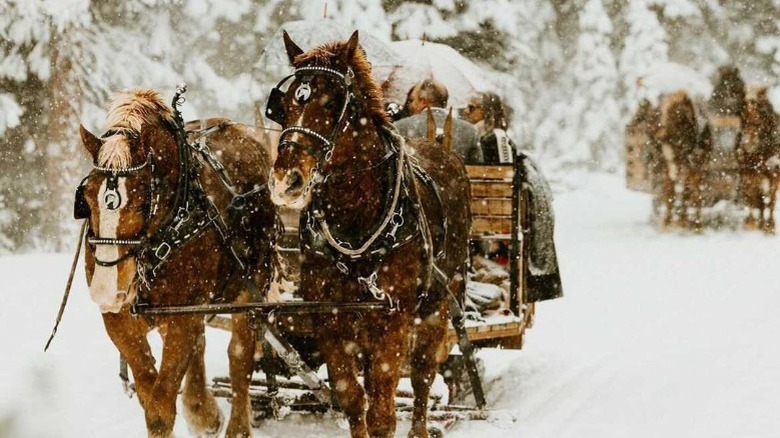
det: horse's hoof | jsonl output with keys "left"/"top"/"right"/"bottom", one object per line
{"left": 428, "top": 423, "right": 446, "bottom": 438}
{"left": 190, "top": 408, "right": 225, "bottom": 438}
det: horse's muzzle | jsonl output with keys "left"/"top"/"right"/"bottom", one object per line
{"left": 269, "top": 169, "right": 308, "bottom": 208}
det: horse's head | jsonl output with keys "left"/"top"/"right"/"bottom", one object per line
{"left": 267, "top": 30, "right": 390, "bottom": 208}
{"left": 77, "top": 89, "right": 177, "bottom": 313}
{"left": 739, "top": 87, "right": 775, "bottom": 155}
{"left": 658, "top": 90, "right": 697, "bottom": 147}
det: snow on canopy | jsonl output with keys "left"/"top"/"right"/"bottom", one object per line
{"left": 254, "top": 19, "right": 403, "bottom": 108}
{"left": 387, "top": 39, "right": 496, "bottom": 108}
{"left": 637, "top": 62, "right": 713, "bottom": 104}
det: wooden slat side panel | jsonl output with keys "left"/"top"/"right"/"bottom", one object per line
{"left": 471, "top": 198, "right": 513, "bottom": 216}
{"left": 472, "top": 217, "right": 513, "bottom": 234}
{"left": 465, "top": 165, "right": 514, "bottom": 180}
{"left": 471, "top": 181, "right": 513, "bottom": 198}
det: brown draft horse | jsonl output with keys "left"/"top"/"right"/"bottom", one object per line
{"left": 656, "top": 90, "right": 712, "bottom": 230}
{"left": 267, "top": 32, "right": 471, "bottom": 437}
{"left": 78, "top": 89, "right": 276, "bottom": 437}
{"left": 736, "top": 87, "right": 780, "bottom": 233}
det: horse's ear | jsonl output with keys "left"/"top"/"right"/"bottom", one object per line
{"left": 342, "top": 30, "right": 359, "bottom": 64}
{"left": 426, "top": 107, "right": 436, "bottom": 142}
{"left": 282, "top": 30, "right": 303, "bottom": 66}
{"left": 80, "top": 125, "right": 102, "bottom": 159}
{"left": 442, "top": 108, "right": 454, "bottom": 152}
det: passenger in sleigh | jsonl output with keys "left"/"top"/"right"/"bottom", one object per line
{"left": 463, "top": 92, "right": 563, "bottom": 310}
{"left": 393, "top": 78, "right": 483, "bottom": 164}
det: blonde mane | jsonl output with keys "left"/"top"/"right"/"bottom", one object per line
{"left": 98, "top": 89, "right": 174, "bottom": 169}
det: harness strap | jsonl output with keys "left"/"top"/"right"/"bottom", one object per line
{"left": 312, "top": 130, "right": 406, "bottom": 257}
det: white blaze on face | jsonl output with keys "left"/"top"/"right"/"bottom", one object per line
{"left": 288, "top": 110, "right": 306, "bottom": 143}
{"left": 90, "top": 178, "right": 131, "bottom": 313}
{"left": 661, "top": 144, "right": 678, "bottom": 181}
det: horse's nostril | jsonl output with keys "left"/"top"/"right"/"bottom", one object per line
{"left": 286, "top": 170, "right": 304, "bottom": 193}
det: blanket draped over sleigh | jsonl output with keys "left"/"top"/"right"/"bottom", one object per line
{"left": 520, "top": 153, "right": 563, "bottom": 302}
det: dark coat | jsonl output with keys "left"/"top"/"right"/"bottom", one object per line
{"left": 481, "top": 129, "right": 563, "bottom": 302}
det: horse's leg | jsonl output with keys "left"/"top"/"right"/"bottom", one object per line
{"left": 364, "top": 314, "right": 409, "bottom": 438}
{"left": 408, "top": 299, "right": 449, "bottom": 438}
{"left": 744, "top": 172, "right": 759, "bottom": 230}
{"left": 102, "top": 311, "right": 157, "bottom": 408}
{"left": 761, "top": 172, "right": 776, "bottom": 234}
{"left": 224, "top": 304, "right": 256, "bottom": 438}
{"left": 769, "top": 174, "right": 779, "bottom": 234}
{"left": 319, "top": 328, "right": 368, "bottom": 438}
{"left": 181, "top": 322, "right": 224, "bottom": 438}
{"left": 662, "top": 173, "right": 674, "bottom": 228}
{"left": 691, "top": 171, "right": 704, "bottom": 231}
{"left": 145, "top": 316, "right": 201, "bottom": 438}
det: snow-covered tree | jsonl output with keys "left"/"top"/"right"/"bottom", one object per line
{"left": 539, "top": 0, "right": 620, "bottom": 170}
{"left": 619, "top": 0, "right": 669, "bottom": 110}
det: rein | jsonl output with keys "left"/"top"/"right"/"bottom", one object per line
{"left": 43, "top": 220, "right": 88, "bottom": 351}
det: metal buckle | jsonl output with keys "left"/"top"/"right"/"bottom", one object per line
{"left": 358, "top": 271, "right": 384, "bottom": 300}
{"left": 154, "top": 242, "right": 171, "bottom": 260}
{"left": 387, "top": 207, "right": 405, "bottom": 241}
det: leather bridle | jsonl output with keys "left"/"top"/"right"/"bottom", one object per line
{"left": 79, "top": 146, "right": 157, "bottom": 268}
{"left": 267, "top": 65, "right": 356, "bottom": 166}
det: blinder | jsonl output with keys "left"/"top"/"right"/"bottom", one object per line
{"left": 266, "top": 86, "right": 288, "bottom": 125}
{"left": 74, "top": 183, "right": 90, "bottom": 220}
{"left": 265, "top": 73, "right": 296, "bottom": 125}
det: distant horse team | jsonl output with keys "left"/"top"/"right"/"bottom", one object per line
{"left": 627, "top": 66, "right": 780, "bottom": 233}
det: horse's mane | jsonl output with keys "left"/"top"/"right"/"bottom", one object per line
{"left": 292, "top": 40, "right": 391, "bottom": 127}
{"left": 98, "top": 89, "right": 174, "bottom": 169}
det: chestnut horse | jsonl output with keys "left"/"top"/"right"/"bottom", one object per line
{"left": 267, "top": 32, "right": 471, "bottom": 438}
{"left": 737, "top": 87, "right": 780, "bottom": 233}
{"left": 77, "top": 89, "right": 277, "bottom": 437}
{"left": 657, "top": 90, "right": 712, "bottom": 229}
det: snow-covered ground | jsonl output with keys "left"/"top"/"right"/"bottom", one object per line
{"left": 2, "top": 173, "right": 780, "bottom": 437}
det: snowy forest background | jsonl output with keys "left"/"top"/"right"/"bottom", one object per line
{"left": 1, "top": 0, "right": 779, "bottom": 253}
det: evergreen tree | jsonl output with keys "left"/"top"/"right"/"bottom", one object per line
{"left": 542, "top": 0, "right": 621, "bottom": 169}
{"left": 619, "top": 0, "right": 669, "bottom": 111}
